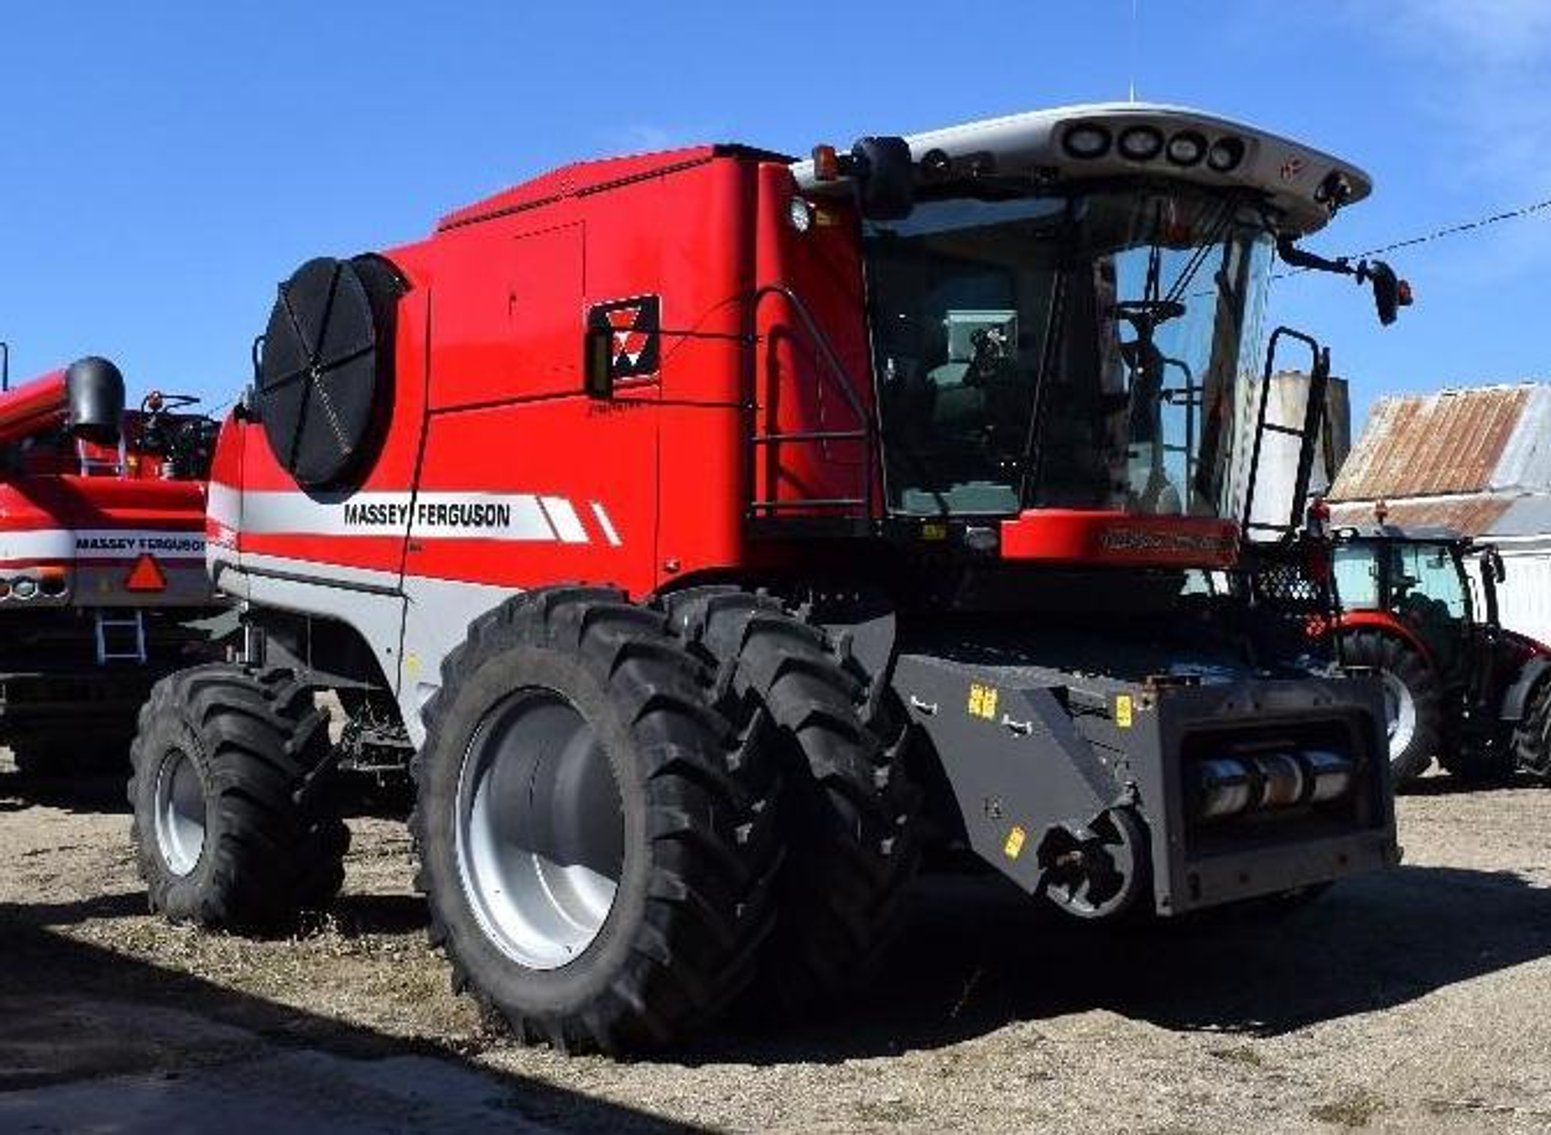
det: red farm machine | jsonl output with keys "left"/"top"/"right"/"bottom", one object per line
{"left": 0, "top": 349, "right": 222, "bottom": 775}
{"left": 128, "top": 102, "right": 1409, "bottom": 1053}
{"left": 1326, "top": 518, "right": 1551, "bottom": 786}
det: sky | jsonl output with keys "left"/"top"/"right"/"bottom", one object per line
{"left": 1, "top": 1, "right": 1547, "bottom": 430}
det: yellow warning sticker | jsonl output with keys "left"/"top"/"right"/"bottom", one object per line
{"left": 1004, "top": 825, "right": 1027, "bottom": 860}
{"left": 967, "top": 683, "right": 999, "bottom": 720}
{"left": 1115, "top": 694, "right": 1134, "bottom": 728}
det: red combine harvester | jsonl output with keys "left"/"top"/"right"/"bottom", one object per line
{"left": 131, "top": 103, "right": 1407, "bottom": 1053}
{"left": 0, "top": 349, "right": 222, "bottom": 773}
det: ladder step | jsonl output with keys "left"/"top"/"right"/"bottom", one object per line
{"left": 94, "top": 609, "right": 147, "bottom": 665}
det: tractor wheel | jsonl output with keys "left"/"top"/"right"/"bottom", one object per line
{"left": 1514, "top": 679, "right": 1551, "bottom": 783}
{"left": 412, "top": 588, "right": 780, "bottom": 1054}
{"left": 662, "top": 588, "right": 921, "bottom": 1016}
{"left": 1340, "top": 630, "right": 1443, "bottom": 786}
{"left": 128, "top": 664, "right": 349, "bottom": 930}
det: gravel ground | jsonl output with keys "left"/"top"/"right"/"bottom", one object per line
{"left": 3, "top": 756, "right": 1550, "bottom": 1133}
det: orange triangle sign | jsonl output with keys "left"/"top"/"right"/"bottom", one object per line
{"left": 124, "top": 553, "right": 167, "bottom": 592}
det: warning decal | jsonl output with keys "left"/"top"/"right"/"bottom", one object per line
{"left": 124, "top": 554, "right": 168, "bottom": 592}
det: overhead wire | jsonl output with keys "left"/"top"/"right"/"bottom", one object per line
{"left": 1273, "top": 194, "right": 1551, "bottom": 281}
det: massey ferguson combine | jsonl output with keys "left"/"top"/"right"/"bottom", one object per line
{"left": 0, "top": 350, "right": 220, "bottom": 773}
{"left": 130, "top": 102, "right": 1408, "bottom": 1053}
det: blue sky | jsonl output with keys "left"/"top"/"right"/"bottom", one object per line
{"left": 1, "top": 1, "right": 1547, "bottom": 429}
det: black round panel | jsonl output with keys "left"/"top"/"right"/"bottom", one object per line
{"left": 256, "top": 256, "right": 397, "bottom": 489}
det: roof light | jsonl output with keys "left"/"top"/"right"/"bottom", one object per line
{"left": 811, "top": 144, "right": 841, "bottom": 182}
{"left": 1207, "top": 136, "right": 1246, "bottom": 172}
{"left": 1118, "top": 126, "right": 1164, "bottom": 161}
{"left": 920, "top": 147, "right": 953, "bottom": 179}
{"left": 1062, "top": 125, "right": 1111, "bottom": 160}
{"left": 1166, "top": 131, "right": 1206, "bottom": 167}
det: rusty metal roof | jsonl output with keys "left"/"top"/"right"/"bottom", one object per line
{"left": 1329, "top": 496, "right": 1514, "bottom": 537}
{"left": 1328, "top": 385, "right": 1543, "bottom": 501}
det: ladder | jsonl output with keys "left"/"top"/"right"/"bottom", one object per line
{"left": 76, "top": 435, "right": 128, "bottom": 477}
{"left": 1240, "top": 326, "right": 1331, "bottom": 541}
{"left": 94, "top": 609, "right": 147, "bottom": 665}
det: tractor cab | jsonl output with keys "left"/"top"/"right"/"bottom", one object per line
{"left": 794, "top": 104, "right": 1407, "bottom": 577}
{"left": 1335, "top": 527, "right": 1487, "bottom": 668}
{"left": 1328, "top": 522, "right": 1551, "bottom": 783}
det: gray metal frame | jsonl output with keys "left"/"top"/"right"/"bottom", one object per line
{"left": 892, "top": 653, "right": 1396, "bottom": 915}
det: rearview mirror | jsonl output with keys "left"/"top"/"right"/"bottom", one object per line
{"left": 1363, "top": 260, "right": 1411, "bottom": 326}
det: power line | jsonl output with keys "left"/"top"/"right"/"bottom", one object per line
{"left": 1274, "top": 194, "right": 1551, "bottom": 280}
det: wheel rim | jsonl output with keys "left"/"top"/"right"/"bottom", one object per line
{"left": 455, "top": 689, "right": 624, "bottom": 971}
{"left": 1381, "top": 670, "right": 1417, "bottom": 761}
{"left": 1043, "top": 808, "right": 1147, "bottom": 920}
{"left": 153, "top": 748, "right": 206, "bottom": 877}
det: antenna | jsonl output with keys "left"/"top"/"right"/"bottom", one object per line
{"left": 1128, "top": 0, "right": 1139, "bottom": 102}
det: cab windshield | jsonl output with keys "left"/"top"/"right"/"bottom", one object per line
{"left": 865, "top": 187, "right": 1273, "bottom": 517}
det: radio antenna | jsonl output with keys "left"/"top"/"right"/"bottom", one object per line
{"left": 1128, "top": 0, "right": 1139, "bottom": 102}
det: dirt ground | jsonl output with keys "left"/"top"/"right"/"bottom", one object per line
{"left": 4, "top": 756, "right": 1550, "bottom": 1134}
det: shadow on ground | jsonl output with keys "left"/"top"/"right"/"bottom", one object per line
{"left": 698, "top": 860, "right": 1551, "bottom": 1065}
{"left": 1399, "top": 769, "right": 1546, "bottom": 797}
{"left": 0, "top": 764, "right": 413, "bottom": 818}
{"left": 0, "top": 766, "right": 131, "bottom": 814}
{"left": 0, "top": 906, "right": 692, "bottom": 1133}
{"left": 10, "top": 769, "right": 1551, "bottom": 1072}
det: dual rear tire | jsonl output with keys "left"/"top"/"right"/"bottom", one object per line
{"left": 128, "top": 664, "right": 348, "bottom": 929}
{"left": 412, "top": 587, "right": 783, "bottom": 1052}
{"left": 129, "top": 588, "right": 919, "bottom": 1053}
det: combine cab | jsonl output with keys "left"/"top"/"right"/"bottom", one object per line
{"left": 131, "top": 103, "right": 1408, "bottom": 1053}
{"left": 0, "top": 350, "right": 223, "bottom": 773}
{"left": 1328, "top": 520, "right": 1551, "bottom": 785}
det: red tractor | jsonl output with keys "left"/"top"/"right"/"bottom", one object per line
{"left": 0, "top": 348, "right": 222, "bottom": 774}
{"left": 130, "top": 103, "right": 1406, "bottom": 1053}
{"left": 1328, "top": 520, "right": 1551, "bottom": 786}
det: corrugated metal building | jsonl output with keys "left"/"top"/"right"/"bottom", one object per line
{"left": 1326, "top": 383, "right": 1551, "bottom": 642}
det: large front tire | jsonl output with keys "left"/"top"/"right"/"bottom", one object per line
{"left": 128, "top": 664, "right": 348, "bottom": 929}
{"left": 1340, "top": 630, "right": 1443, "bottom": 786}
{"left": 1514, "top": 678, "right": 1551, "bottom": 784}
{"left": 413, "top": 588, "right": 779, "bottom": 1054}
{"left": 663, "top": 588, "right": 920, "bottom": 1015}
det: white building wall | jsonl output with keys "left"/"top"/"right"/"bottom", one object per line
{"left": 1492, "top": 538, "right": 1551, "bottom": 646}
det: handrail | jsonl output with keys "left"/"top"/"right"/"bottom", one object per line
{"left": 1240, "top": 326, "right": 1328, "bottom": 538}
{"left": 746, "top": 284, "right": 877, "bottom": 519}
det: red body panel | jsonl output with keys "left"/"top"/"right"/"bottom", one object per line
{"left": 999, "top": 511, "right": 1239, "bottom": 569}
{"left": 1323, "top": 610, "right": 1432, "bottom": 661}
{"left": 216, "top": 145, "right": 1253, "bottom": 599}
{"left": 750, "top": 163, "right": 874, "bottom": 519}
{"left": 0, "top": 370, "right": 68, "bottom": 447}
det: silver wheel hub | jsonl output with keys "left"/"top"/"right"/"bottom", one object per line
{"left": 154, "top": 748, "right": 206, "bottom": 877}
{"left": 1381, "top": 670, "right": 1417, "bottom": 760}
{"left": 454, "top": 690, "right": 624, "bottom": 971}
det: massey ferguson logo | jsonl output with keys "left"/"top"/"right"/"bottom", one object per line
{"left": 588, "top": 295, "right": 661, "bottom": 379}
